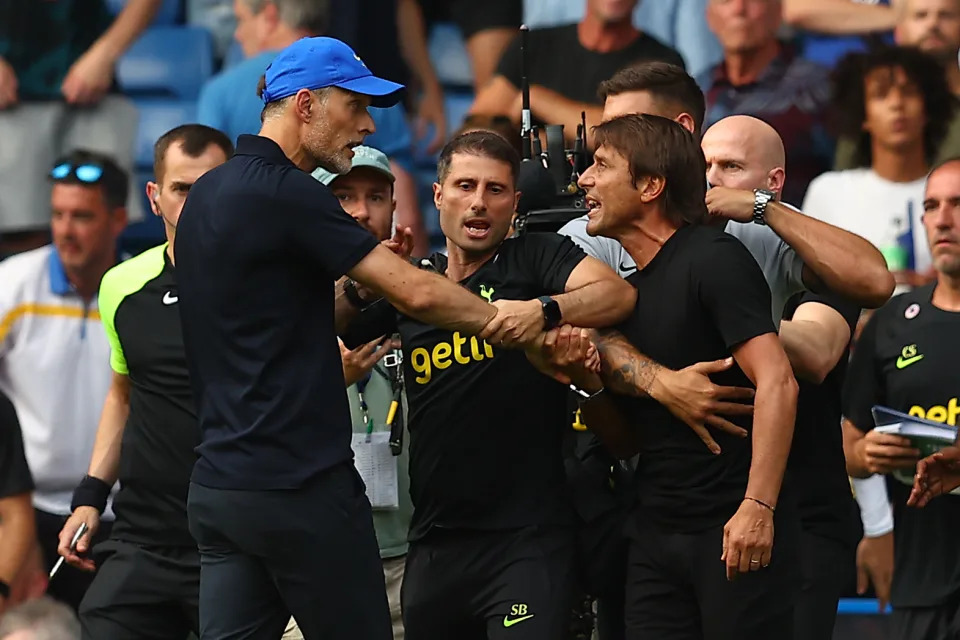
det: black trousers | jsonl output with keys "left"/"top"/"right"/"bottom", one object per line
{"left": 401, "top": 525, "right": 577, "bottom": 640}
{"left": 187, "top": 462, "right": 391, "bottom": 640}
{"left": 624, "top": 518, "right": 800, "bottom": 640}
{"left": 890, "top": 592, "right": 960, "bottom": 640}
{"left": 36, "top": 508, "right": 113, "bottom": 611}
{"left": 79, "top": 539, "right": 199, "bottom": 640}
{"left": 794, "top": 531, "right": 855, "bottom": 640}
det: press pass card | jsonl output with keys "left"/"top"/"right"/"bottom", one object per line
{"left": 352, "top": 431, "right": 399, "bottom": 510}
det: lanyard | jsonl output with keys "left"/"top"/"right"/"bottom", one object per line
{"left": 356, "top": 373, "right": 374, "bottom": 442}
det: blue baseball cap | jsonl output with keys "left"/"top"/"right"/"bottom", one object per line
{"left": 262, "top": 37, "right": 405, "bottom": 107}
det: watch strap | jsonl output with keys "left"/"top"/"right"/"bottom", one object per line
{"left": 753, "top": 189, "right": 774, "bottom": 226}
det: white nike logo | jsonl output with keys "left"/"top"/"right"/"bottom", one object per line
{"left": 162, "top": 292, "right": 178, "bottom": 305}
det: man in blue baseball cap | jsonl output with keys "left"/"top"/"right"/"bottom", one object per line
{"left": 173, "top": 35, "right": 534, "bottom": 640}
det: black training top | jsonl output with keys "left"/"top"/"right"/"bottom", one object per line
{"left": 783, "top": 290, "right": 861, "bottom": 548}
{"left": 175, "top": 135, "right": 380, "bottom": 490}
{"left": 0, "top": 389, "right": 32, "bottom": 500}
{"left": 99, "top": 244, "right": 196, "bottom": 546}
{"left": 344, "top": 233, "right": 586, "bottom": 540}
{"left": 843, "top": 284, "right": 960, "bottom": 608}
{"left": 613, "top": 225, "right": 778, "bottom": 534}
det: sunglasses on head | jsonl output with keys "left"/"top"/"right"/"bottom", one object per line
{"left": 50, "top": 162, "right": 104, "bottom": 183}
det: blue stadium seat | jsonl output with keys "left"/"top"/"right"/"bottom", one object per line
{"left": 105, "top": 0, "right": 183, "bottom": 24}
{"left": 428, "top": 23, "right": 473, "bottom": 90}
{"left": 117, "top": 26, "right": 214, "bottom": 100}
{"left": 132, "top": 99, "right": 197, "bottom": 169}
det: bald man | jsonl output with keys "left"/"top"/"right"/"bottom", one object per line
{"left": 561, "top": 65, "right": 893, "bottom": 317}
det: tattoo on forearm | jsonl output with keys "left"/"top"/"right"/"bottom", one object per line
{"left": 593, "top": 329, "right": 663, "bottom": 398}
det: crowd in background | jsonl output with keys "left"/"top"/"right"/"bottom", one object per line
{"left": 0, "top": 0, "right": 959, "bottom": 638}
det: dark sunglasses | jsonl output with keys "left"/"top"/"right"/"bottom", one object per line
{"left": 50, "top": 162, "right": 104, "bottom": 183}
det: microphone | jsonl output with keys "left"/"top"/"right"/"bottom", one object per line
{"left": 520, "top": 25, "right": 532, "bottom": 160}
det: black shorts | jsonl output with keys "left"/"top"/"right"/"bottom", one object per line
{"left": 624, "top": 516, "right": 801, "bottom": 640}
{"left": 79, "top": 540, "right": 199, "bottom": 640}
{"left": 402, "top": 525, "right": 577, "bottom": 640}
{"left": 890, "top": 595, "right": 960, "bottom": 640}
{"left": 449, "top": 0, "right": 521, "bottom": 39}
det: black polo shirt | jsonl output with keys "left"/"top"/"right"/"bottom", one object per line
{"left": 174, "top": 135, "right": 380, "bottom": 490}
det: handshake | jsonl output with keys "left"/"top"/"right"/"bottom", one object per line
{"left": 475, "top": 298, "right": 602, "bottom": 386}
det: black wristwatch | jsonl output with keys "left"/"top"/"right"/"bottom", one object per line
{"left": 753, "top": 189, "right": 775, "bottom": 225}
{"left": 0, "top": 578, "right": 9, "bottom": 600}
{"left": 343, "top": 278, "right": 371, "bottom": 309}
{"left": 538, "top": 296, "right": 562, "bottom": 330}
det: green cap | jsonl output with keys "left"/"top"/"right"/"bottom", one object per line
{"left": 311, "top": 145, "right": 395, "bottom": 186}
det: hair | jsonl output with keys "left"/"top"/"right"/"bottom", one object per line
{"left": 256, "top": 77, "right": 331, "bottom": 122}
{"left": 598, "top": 62, "right": 706, "bottom": 135}
{"left": 0, "top": 597, "right": 81, "bottom": 640}
{"left": 49, "top": 149, "right": 128, "bottom": 209}
{"left": 832, "top": 45, "right": 957, "bottom": 168}
{"left": 436, "top": 131, "right": 521, "bottom": 187}
{"left": 241, "top": 0, "right": 330, "bottom": 34}
{"left": 455, "top": 114, "right": 523, "bottom": 157}
{"left": 153, "top": 125, "right": 234, "bottom": 183}
{"left": 591, "top": 114, "right": 708, "bottom": 226}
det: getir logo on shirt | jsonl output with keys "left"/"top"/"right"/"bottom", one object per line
{"left": 909, "top": 398, "right": 960, "bottom": 426}
{"left": 410, "top": 332, "right": 494, "bottom": 384}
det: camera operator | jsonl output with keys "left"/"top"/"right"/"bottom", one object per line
{"left": 574, "top": 113, "right": 799, "bottom": 639}
{"left": 341, "top": 130, "right": 635, "bottom": 640}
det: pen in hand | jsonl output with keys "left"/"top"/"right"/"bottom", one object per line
{"left": 49, "top": 522, "right": 88, "bottom": 579}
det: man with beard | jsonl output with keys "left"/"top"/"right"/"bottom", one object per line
{"left": 174, "top": 37, "right": 565, "bottom": 639}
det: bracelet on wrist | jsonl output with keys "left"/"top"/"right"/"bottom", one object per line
{"left": 70, "top": 475, "right": 111, "bottom": 514}
{"left": 343, "top": 279, "right": 368, "bottom": 309}
{"left": 745, "top": 496, "right": 775, "bottom": 513}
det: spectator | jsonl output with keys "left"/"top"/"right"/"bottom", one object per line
{"left": 803, "top": 46, "right": 954, "bottom": 288}
{"left": 196, "top": 0, "right": 431, "bottom": 256}
{"left": 469, "top": 0, "right": 684, "bottom": 146}
{"left": 422, "top": 0, "right": 522, "bottom": 92}
{"left": 700, "top": 0, "right": 834, "bottom": 205}
{"left": 0, "top": 390, "right": 37, "bottom": 616}
{"left": 0, "top": 597, "right": 80, "bottom": 640}
{"left": 0, "top": 0, "right": 161, "bottom": 256}
{"left": 836, "top": 0, "right": 960, "bottom": 169}
{"left": 783, "top": 0, "right": 899, "bottom": 68}
{"left": 523, "top": 0, "right": 722, "bottom": 78}
{"left": 0, "top": 150, "right": 128, "bottom": 610}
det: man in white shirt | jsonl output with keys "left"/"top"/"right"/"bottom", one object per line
{"left": 0, "top": 150, "right": 127, "bottom": 610}
{"left": 803, "top": 45, "right": 956, "bottom": 288}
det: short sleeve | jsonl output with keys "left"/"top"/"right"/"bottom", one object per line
{"left": 697, "top": 234, "right": 777, "bottom": 349}
{"left": 518, "top": 234, "right": 587, "bottom": 294}
{"left": 842, "top": 311, "right": 884, "bottom": 433}
{"left": 98, "top": 269, "right": 129, "bottom": 375}
{"left": 0, "top": 391, "right": 33, "bottom": 498}
{"left": 285, "top": 176, "right": 380, "bottom": 278}
{"left": 495, "top": 32, "right": 523, "bottom": 88}
{"left": 798, "top": 290, "right": 861, "bottom": 333}
{"left": 557, "top": 217, "right": 621, "bottom": 272}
